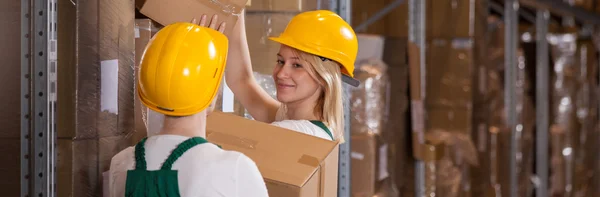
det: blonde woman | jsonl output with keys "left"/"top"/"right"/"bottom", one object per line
{"left": 208, "top": 10, "right": 359, "bottom": 142}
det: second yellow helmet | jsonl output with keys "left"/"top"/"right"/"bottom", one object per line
{"left": 138, "top": 22, "right": 229, "bottom": 116}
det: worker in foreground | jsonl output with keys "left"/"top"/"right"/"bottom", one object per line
{"left": 108, "top": 22, "right": 269, "bottom": 197}
{"left": 222, "top": 10, "right": 359, "bottom": 142}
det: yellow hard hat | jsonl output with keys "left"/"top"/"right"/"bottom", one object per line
{"left": 269, "top": 10, "right": 360, "bottom": 87}
{"left": 138, "top": 22, "right": 228, "bottom": 116}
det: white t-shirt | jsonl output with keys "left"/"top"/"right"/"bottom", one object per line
{"left": 271, "top": 120, "right": 334, "bottom": 141}
{"left": 108, "top": 135, "right": 269, "bottom": 197}
{"left": 271, "top": 106, "right": 334, "bottom": 141}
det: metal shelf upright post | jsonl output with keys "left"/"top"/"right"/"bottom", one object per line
{"left": 504, "top": 0, "right": 520, "bottom": 197}
{"left": 329, "top": 0, "right": 352, "bottom": 196}
{"left": 408, "top": 0, "right": 426, "bottom": 196}
{"left": 535, "top": 8, "right": 550, "bottom": 197}
{"left": 21, "top": 0, "right": 58, "bottom": 196}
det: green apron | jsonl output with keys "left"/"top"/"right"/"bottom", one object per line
{"left": 309, "top": 120, "right": 334, "bottom": 140}
{"left": 124, "top": 137, "right": 209, "bottom": 197}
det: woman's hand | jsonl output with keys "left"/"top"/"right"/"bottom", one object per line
{"left": 191, "top": 14, "right": 226, "bottom": 33}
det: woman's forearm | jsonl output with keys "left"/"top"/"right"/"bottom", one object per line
{"left": 225, "top": 11, "right": 255, "bottom": 91}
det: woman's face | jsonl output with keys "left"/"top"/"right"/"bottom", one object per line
{"left": 272, "top": 45, "right": 322, "bottom": 105}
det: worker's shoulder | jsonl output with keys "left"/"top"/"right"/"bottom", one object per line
{"left": 183, "top": 143, "right": 255, "bottom": 166}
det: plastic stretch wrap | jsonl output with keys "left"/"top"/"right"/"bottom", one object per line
{"left": 548, "top": 33, "right": 599, "bottom": 197}
{"left": 350, "top": 58, "right": 399, "bottom": 197}
{"left": 56, "top": 0, "right": 136, "bottom": 196}
{"left": 243, "top": 72, "right": 277, "bottom": 120}
{"left": 351, "top": 58, "right": 390, "bottom": 135}
{"left": 485, "top": 20, "right": 535, "bottom": 197}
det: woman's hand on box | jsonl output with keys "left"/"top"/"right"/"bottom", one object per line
{"left": 191, "top": 14, "right": 226, "bottom": 33}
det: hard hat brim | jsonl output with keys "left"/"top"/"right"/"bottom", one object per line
{"left": 269, "top": 36, "right": 360, "bottom": 87}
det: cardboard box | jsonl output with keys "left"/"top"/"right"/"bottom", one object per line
{"left": 351, "top": 133, "right": 394, "bottom": 197}
{"left": 357, "top": 34, "right": 386, "bottom": 61}
{"left": 138, "top": 0, "right": 247, "bottom": 35}
{"left": 246, "top": 0, "right": 317, "bottom": 11}
{"left": 385, "top": 0, "right": 487, "bottom": 38}
{"left": 353, "top": 0, "right": 388, "bottom": 35}
{"left": 426, "top": 38, "right": 474, "bottom": 108}
{"left": 0, "top": 139, "right": 20, "bottom": 196}
{"left": 206, "top": 112, "right": 339, "bottom": 197}
{"left": 245, "top": 12, "right": 297, "bottom": 75}
{"left": 132, "top": 19, "right": 162, "bottom": 143}
{"left": 0, "top": 0, "right": 20, "bottom": 139}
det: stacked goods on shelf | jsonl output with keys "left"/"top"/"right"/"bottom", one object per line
{"left": 382, "top": 38, "right": 410, "bottom": 197}
{"left": 547, "top": 32, "right": 599, "bottom": 197}
{"left": 483, "top": 18, "right": 535, "bottom": 197}
{"left": 0, "top": 1, "right": 21, "bottom": 196}
{"left": 55, "top": 0, "right": 135, "bottom": 196}
{"left": 406, "top": 0, "right": 488, "bottom": 196}
{"left": 350, "top": 34, "right": 400, "bottom": 197}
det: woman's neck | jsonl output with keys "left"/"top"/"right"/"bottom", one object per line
{"left": 283, "top": 96, "right": 321, "bottom": 121}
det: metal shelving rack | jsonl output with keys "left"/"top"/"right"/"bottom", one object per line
{"left": 21, "top": 0, "right": 57, "bottom": 196}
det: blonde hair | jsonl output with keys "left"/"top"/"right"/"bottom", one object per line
{"left": 290, "top": 49, "right": 346, "bottom": 143}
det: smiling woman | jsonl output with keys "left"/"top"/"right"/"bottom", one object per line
{"left": 211, "top": 10, "right": 359, "bottom": 143}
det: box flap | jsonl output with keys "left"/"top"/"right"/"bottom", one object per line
{"left": 139, "top": 0, "right": 247, "bottom": 35}
{"left": 206, "top": 112, "right": 338, "bottom": 187}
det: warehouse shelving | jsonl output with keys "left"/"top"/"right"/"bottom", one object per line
{"left": 18, "top": 0, "right": 600, "bottom": 197}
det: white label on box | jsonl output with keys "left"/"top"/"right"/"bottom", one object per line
{"left": 134, "top": 26, "right": 140, "bottom": 38}
{"left": 350, "top": 152, "right": 364, "bottom": 160}
{"left": 378, "top": 144, "right": 389, "bottom": 181}
{"left": 101, "top": 59, "right": 119, "bottom": 114}
{"left": 222, "top": 78, "right": 235, "bottom": 112}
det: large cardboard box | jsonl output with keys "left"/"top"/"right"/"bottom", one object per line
{"left": 0, "top": 0, "right": 20, "bottom": 140}
{"left": 426, "top": 38, "right": 473, "bottom": 109}
{"left": 351, "top": 133, "right": 393, "bottom": 197}
{"left": 246, "top": 0, "right": 317, "bottom": 11}
{"left": 206, "top": 112, "right": 339, "bottom": 197}
{"left": 138, "top": 0, "right": 247, "bottom": 35}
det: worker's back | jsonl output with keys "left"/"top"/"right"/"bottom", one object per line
{"left": 108, "top": 135, "right": 269, "bottom": 197}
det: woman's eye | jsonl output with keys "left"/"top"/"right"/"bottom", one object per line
{"left": 293, "top": 64, "right": 302, "bottom": 68}
{"left": 276, "top": 60, "right": 285, "bottom": 65}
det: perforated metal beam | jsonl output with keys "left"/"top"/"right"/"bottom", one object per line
{"left": 22, "top": 0, "right": 57, "bottom": 196}
{"left": 520, "top": 0, "right": 600, "bottom": 25}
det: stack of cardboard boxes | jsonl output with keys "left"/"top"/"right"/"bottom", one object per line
{"left": 405, "top": 0, "right": 488, "bottom": 196}
{"left": 55, "top": 0, "right": 136, "bottom": 196}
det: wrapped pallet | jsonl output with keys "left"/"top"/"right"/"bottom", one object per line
{"left": 547, "top": 33, "right": 599, "bottom": 197}
{"left": 350, "top": 58, "right": 398, "bottom": 197}
{"left": 0, "top": 1, "right": 21, "bottom": 196}
{"left": 56, "top": 0, "right": 135, "bottom": 196}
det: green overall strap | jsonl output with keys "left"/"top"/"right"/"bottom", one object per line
{"left": 134, "top": 138, "right": 149, "bottom": 170}
{"left": 309, "top": 120, "right": 334, "bottom": 140}
{"left": 160, "top": 137, "right": 209, "bottom": 170}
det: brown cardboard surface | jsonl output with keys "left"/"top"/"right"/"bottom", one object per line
{"left": 57, "top": 139, "right": 100, "bottom": 197}
{"left": 139, "top": 0, "right": 247, "bottom": 35}
{"left": 206, "top": 112, "right": 339, "bottom": 197}
{"left": 246, "top": 0, "right": 316, "bottom": 11}
{"left": 356, "top": 34, "right": 386, "bottom": 61}
{"left": 353, "top": 0, "right": 388, "bottom": 35}
{"left": 351, "top": 133, "right": 377, "bottom": 196}
{"left": 57, "top": 0, "right": 136, "bottom": 139}
{"left": 426, "top": 38, "right": 474, "bottom": 109}
{"left": 246, "top": 12, "right": 297, "bottom": 75}
{"left": 0, "top": 139, "right": 20, "bottom": 196}
{"left": 385, "top": 0, "right": 487, "bottom": 38}
{"left": 0, "top": 0, "right": 21, "bottom": 139}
